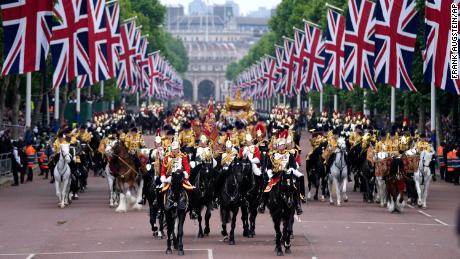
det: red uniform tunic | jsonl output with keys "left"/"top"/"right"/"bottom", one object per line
{"left": 160, "top": 153, "right": 191, "bottom": 179}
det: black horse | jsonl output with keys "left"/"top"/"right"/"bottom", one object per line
{"left": 306, "top": 142, "right": 328, "bottom": 200}
{"left": 190, "top": 160, "right": 215, "bottom": 238}
{"left": 220, "top": 158, "right": 244, "bottom": 245}
{"left": 357, "top": 147, "right": 375, "bottom": 203}
{"left": 164, "top": 170, "right": 189, "bottom": 256}
{"left": 268, "top": 171, "right": 296, "bottom": 256}
{"left": 240, "top": 158, "right": 263, "bottom": 238}
{"left": 144, "top": 164, "right": 165, "bottom": 239}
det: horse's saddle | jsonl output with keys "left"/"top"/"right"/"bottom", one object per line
{"left": 264, "top": 175, "right": 281, "bottom": 193}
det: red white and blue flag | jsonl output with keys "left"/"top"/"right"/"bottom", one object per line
{"left": 301, "top": 22, "right": 325, "bottom": 92}
{"left": 323, "top": 8, "right": 353, "bottom": 91}
{"left": 135, "top": 35, "right": 150, "bottom": 93}
{"left": 293, "top": 28, "right": 308, "bottom": 94}
{"left": 148, "top": 51, "right": 161, "bottom": 97}
{"left": 105, "top": 0, "right": 120, "bottom": 79}
{"left": 0, "top": 0, "right": 53, "bottom": 76}
{"left": 117, "top": 20, "right": 138, "bottom": 90}
{"left": 282, "top": 39, "right": 297, "bottom": 96}
{"left": 51, "top": 0, "right": 90, "bottom": 88}
{"left": 263, "top": 56, "right": 278, "bottom": 98}
{"left": 78, "top": 0, "right": 111, "bottom": 88}
{"left": 424, "top": 0, "right": 460, "bottom": 94}
{"left": 275, "top": 45, "right": 286, "bottom": 94}
{"left": 344, "top": 0, "right": 377, "bottom": 91}
{"left": 374, "top": 0, "right": 419, "bottom": 92}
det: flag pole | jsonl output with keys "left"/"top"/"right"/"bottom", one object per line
{"left": 26, "top": 72, "right": 32, "bottom": 128}
{"left": 325, "top": 3, "right": 344, "bottom": 12}
{"left": 297, "top": 92, "right": 301, "bottom": 109}
{"left": 430, "top": 83, "right": 436, "bottom": 132}
{"left": 76, "top": 87, "right": 81, "bottom": 125}
{"left": 100, "top": 81, "right": 104, "bottom": 98}
{"left": 334, "top": 94, "right": 338, "bottom": 112}
{"left": 54, "top": 87, "right": 59, "bottom": 124}
{"left": 390, "top": 87, "right": 396, "bottom": 125}
{"left": 320, "top": 91, "right": 324, "bottom": 113}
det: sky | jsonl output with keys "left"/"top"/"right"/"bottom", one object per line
{"left": 160, "top": 0, "right": 282, "bottom": 15}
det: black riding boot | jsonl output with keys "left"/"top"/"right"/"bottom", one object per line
{"left": 299, "top": 176, "right": 306, "bottom": 203}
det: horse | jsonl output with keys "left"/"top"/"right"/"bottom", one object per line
{"left": 104, "top": 140, "right": 119, "bottom": 208}
{"left": 386, "top": 156, "right": 406, "bottom": 213}
{"left": 358, "top": 147, "right": 375, "bottom": 203}
{"left": 220, "top": 158, "right": 244, "bottom": 245}
{"left": 164, "top": 170, "right": 189, "bottom": 256}
{"left": 306, "top": 141, "right": 328, "bottom": 201}
{"left": 267, "top": 171, "right": 296, "bottom": 256}
{"left": 53, "top": 144, "right": 72, "bottom": 209}
{"left": 414, "top": 150, "right": 435, "bottom": 208}
{"left": 144, "top": 162, "right": 165, "bottom": 239}
{"left": 327, "top": 137, "right": 349, "bottom": 206}
{"left": 374, "top": 151, "right": 389, "bottom": 208}
{"left": 108, "top": 140, "right": 144, "bottom": 213}
{"left": 190, "top": 160, "right": 215, "bottom": 238}
{"left": 240, "top": 158, "right": 263, "bottom": 238}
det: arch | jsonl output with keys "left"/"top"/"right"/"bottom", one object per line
{"left": 183, "top": 80, "right": 193, "bottom": 102}
{"left": 197, "top": 79, "right": 215, "bottom": 103}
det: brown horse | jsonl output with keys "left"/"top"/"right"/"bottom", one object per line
{"left": 109, "top": 140, "right": 144, "bottom": 212}
{"left": 386, "top": 156, "right": 406, "bottom": 213}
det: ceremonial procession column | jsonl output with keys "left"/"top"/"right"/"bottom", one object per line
{"left": 25, "top": 73, "right": 32, "bottom": 128}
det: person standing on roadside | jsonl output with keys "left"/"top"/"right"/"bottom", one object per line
{"left": 10, "top": 141, "right": 21, "bottom": 186}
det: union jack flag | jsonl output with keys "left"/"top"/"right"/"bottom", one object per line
{"left": 323, "top": 8, "right": 354, "bottom": 91}
{"left": 77, "top": 0, "right": 111, "bottom": 88}
{"left": 344, "top": 0, "right": 377, "bottom": 91}
{"left": 0, "top": 0, "right": 53, "bottom": 76}
{"left": 282, "top": 39, "right": 297, "bottom": 96}
{"left": 135, "top": 36, "right": 150, "bottom": 93}
{"left": 263, "top": 57, "right": 278, "bottom": 98}
{"left": 105, "top": 0, "right": 120, "bottom": 79}
{"left": 51, "top": 0, "right": 90, "bottom": 88}
{"left": 301, "top": 22, "right": 325, "bottom": 92}
{"left": 374, "top": 0, "right": 419, "bottom": 92}
{"left": 293, "top": 28, "right": 308, "bottom": 94}
{"left": 275, "top": 45, "right": 286, "bottom": 94}
{"left": 117, "top": 20, "right": 138, "bottom": 90}
{"left": 424, "top": 0, "right": 460, "bottom": 94}
{"left": 148, "top": 51, "right": 161, "bottom": 97}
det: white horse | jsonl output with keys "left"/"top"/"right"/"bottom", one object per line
{"left": 414, "top": 149, "right": 434, "bottom": 208}
{"left": 374, "top": 151, "right": 389, "bottom": 207}
{"left": 328, "top": 137, "right": 348, "bottom": 206}
{"left": 54, "top": 144, "right": 72, "bottom": 208}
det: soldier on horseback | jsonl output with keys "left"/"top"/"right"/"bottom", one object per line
{"left": 240, "top": 133, "right": 262, "bottom": 177}
{"left": 122, "top": 126, "right": 146, "bottom": 174}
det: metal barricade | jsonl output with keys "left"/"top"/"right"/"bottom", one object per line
{"left": 0, "top": 153, "right": 12, "bottom": 178}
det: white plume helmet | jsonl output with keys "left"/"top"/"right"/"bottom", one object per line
{"left": 200, "top": 134, "right": 208, "bottom": 143}
{"left": 171, "top": 141, "right": 180, "bottom": 150}
{"left": 225, "top": 140, "right": 233, "bottom": 149}
{"left": 286, "top": 135, "right": 293, "bottom": 144}
{"left": 245, "top": 133, "right": 253, "bottom": 142}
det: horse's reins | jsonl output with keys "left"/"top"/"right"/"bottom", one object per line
{"left": 112, "top": 153, "right": 138, "bottom": 179}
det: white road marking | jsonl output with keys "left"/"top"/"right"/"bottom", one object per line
{"left": 417, "top": 210, "right": 432, "bottom": 218}
{"left": 434, "top": 218, "right": 449, "bottom": 226}
{"left": 299, "top": 220, "right": 450, "bottom": 227}
{"left": 0, "top": 249, "right": 212, "bottom": 257}
{"left": 312, "top": 257, "right": 318, "bottom": 259}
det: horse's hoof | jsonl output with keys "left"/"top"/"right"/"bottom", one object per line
{"left": 204, "top": 227, "right": 210, "bottom": 236}
{"left": 337, "top": 203, "right": 342, "bottom": 207}
{"left": 248, "top": 234, "right": 254, "bottom": 238}
{"left": 223, "top": 235, "right": 229, "bottom": 242}
{"left": 285, "top": 247, "right": 292, "bottom": 254}
{"left": 329, "top": 201, "right": 334, "bottom": 205}
{"left": 243, "top": 230, "right": 249, "bottom": 237}
{"left": 178, "top": 250, "right": 185, "bottom": 256}
{"left": 344, "top": 197, "right": 348, "bottom": 202}
{"left": 198, "top": 232, "right": 204, "bottom": 238}
{"left": 313, "top": 195, "right": 318, "bottom": 201}
{"left": 276, "top": 250, "right": 284, "bottom": 256}
{"left": 166, "top": 249, "right": 172, "bottom": 254}
{"left": 422, "top": 204, "right": 427, "bottom": 209}
{"left": 229, "top": 240, "right": 235, "bottom": 245}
